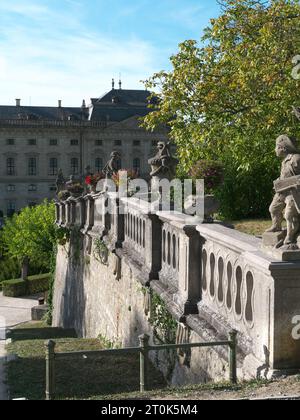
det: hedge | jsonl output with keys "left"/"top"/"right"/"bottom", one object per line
{"left": 2, "top": 273, "right": 51, "bottom": 297}
{"left": 27, "top": 273, "right": 51, "bottom": 295}
{"left": 2, "top": 279, "right": 27, "bottom": 298}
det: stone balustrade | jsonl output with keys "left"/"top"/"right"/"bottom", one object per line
{"left": 121, "top": 197, "right": 162, "bottom": 284}
{"left": 196, "top": 223, "right": 300, "bottom": 371}
{"left": 89, "top": 192, "right": 109, "bottom": 238}
{"left": 156, "top": 211, "right": 200, "bottom": 317}
{"left": 55, "top": 196, "right": 300, "bottom": 372}
{"left": 74, "top": 197, "right": 86, "bottom": 230}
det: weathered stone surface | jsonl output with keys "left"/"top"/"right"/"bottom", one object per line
{"left": 262, "top": 230, "right": 287, "bottom": 247}
{"left": 53, "top": 199, "right": 300, "bottom": 385}
{"left": 31, "top": 304, "right": 49, "bottom": 321}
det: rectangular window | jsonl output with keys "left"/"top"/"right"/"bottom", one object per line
{"left": 133, "top": 158, "right": 141, "bottom": 172}
{"left": 133, "top": 140, "right": 141, "bottom": 147}
{"left": 71, "top": 158, "right": 79, "bottom": 175}
{"left": 7, "top": 185, "right": 16, "bottom": 192}
{"left": 95, "top": 158, "right": 103, "bottom": 172}
{"left": 28, "top": 139, "right": 37, "bottom": 146}
{"left": 28, "top": 184, "right": 37, "bottom": 192}
{"left": 49, "top": 158, "right": 58, "bottom": 176}
{"left": 6, "top": 139, "right": 15, "bottom": 146}
{"left": 95, "top": 140, "right": 103, "bottom": 146}
{"left": 49, "top": 184, "right": 56, "bottom": 192}
{"left": 7, "top": 158, "right": 15, "bottom": 176}
{"left": 114, "top": 140, "right": 122, "bottom": 146}
{"left": 28, "top": 158, "right": 37, "bottom": 176}
{"left": 49, "top": 139, "right": 58, "bottom": 146}
{"left": 70, "top": 139, "right": 79, "bottom": 146}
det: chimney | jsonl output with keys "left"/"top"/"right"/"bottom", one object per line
{"left": 81, "top": 99, "right": 86, "bottom": 109}
{"left": 16, "top": 99, "right": 21, "bottom": 107}
{"left": 119, "top": 79, "right": 122, "bottom": 90}
{"left": 58, "top": 100, "right": 62, "bottom": 108}
{"left": 112, "top": 78, "right": 115, "bottom": 90}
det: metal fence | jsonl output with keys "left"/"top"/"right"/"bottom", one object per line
{"left": 45, "top": 330, "right": 238, "bottom": 400}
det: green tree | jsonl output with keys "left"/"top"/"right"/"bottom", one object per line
{"left": 1, "top": 200, "right": 58, "bottom": 270}
{"left": 143, "top": 0, "right": 300, "bottom": 218}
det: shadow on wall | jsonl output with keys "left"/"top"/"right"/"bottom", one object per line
{"left": 56, "top": 235, "right": 88, "bottom": 337}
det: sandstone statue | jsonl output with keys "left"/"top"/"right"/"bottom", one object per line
{"left": 266, "top": 135, "right": 300, "bottom": 249}
{"left": 55, "top": 169, "right": 65, "bottom": 196}
{"left": 103, "top": 151, "right": 121, "bottom": 177}
{"left": 148, "top": 141, "right": 178, "bottom": 179}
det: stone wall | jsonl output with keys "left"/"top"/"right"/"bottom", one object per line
{"left": 52, "top": 194, "right": 300, "bottom": 384}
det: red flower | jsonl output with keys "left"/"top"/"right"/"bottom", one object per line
{"left": 85, "top": 176, "right": 92, "bottom": 185}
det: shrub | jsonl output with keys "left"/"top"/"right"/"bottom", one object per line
{"left": 189, "top": 160, "right": 224, "bottom": 194}
{"left": 215, "top": 162, "right": 277, "bottom": 219}
{"left": 27, "top": 274, "right": 51, "bottom": 295}
{"left": 0, "top": 258, "right": 21, "bottom": 282}
{"left": 2, "top": 273, "right": 50, "bottom": 297}
{"left": 2, "top": 279, "right": 27, "bottom": 297}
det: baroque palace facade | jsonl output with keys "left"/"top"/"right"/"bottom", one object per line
{"left": 0, "top": 85, "right": 168, "bottom": 215}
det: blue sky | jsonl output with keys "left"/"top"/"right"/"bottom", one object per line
{"left": 0, "top": 0, "right": 220, "bottom": 106}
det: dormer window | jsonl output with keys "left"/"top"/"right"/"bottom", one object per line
{"left": 112, "top": 96, "right": 119, "bottom": 104}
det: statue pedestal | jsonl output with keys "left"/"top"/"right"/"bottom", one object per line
{"left": 262, "top": 230, "right": 300, "bottom": 261}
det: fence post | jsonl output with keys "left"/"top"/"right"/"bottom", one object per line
{"left": 139, "top": 334, "right": 150, "bottom": 393}
{"left": 229, "top": 330, "right": 238, "bottom": 384}
{"left": 45, "top": 340, "right": 56, "bottom": 400}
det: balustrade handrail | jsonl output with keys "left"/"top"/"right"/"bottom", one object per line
{"left": 45, "top": 331, "right": 238, "bottom": 400}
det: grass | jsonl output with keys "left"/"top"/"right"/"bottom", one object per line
{"left": 232, "top": 219, "right": 274, "bottom": 237}
{"left": 6, "top": 322, "right": 300, "bottom": 400}
{"left": 6, "top": 322, "right": 166, "bottom": 400}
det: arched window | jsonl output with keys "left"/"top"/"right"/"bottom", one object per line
{"left": 49, "top": 158, "right": 58, "bottom": 176}
{"left": 71, "top": 158, "right": 79, "bottom": 175}
{"left": 95, "top": 158, "right": 103, "bottom": 172}
{"left": 133, "top": 158, "right": 140, "bottom": 173}
{"left": 7, "top": 158, "right": 15, "bottom": 176}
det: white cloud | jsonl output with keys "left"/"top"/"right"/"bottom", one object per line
{"left": 0, "top": 1, "right": 162, "bottom": 106}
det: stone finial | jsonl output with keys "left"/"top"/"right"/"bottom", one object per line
{"left": 263, "top": 134, "right": 300, "bottom": 258}
{"left": 103, "top": 151, "right": 121, "bottom": 178}
{"left": 148, "top": 141, "right": 178, "bottom": 180}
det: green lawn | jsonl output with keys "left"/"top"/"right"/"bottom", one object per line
{"left": 6, "top": 322, "right": 166, "bottom": 400}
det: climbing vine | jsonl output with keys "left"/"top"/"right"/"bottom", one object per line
{"left": 93, "top": 238, "right": 109, "bottom": 265}
{"left": 150, "top": 292, "right": 177, "bottom": 343}
{"left": 149, "top": 291, "right": 178, "bottom": 381}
